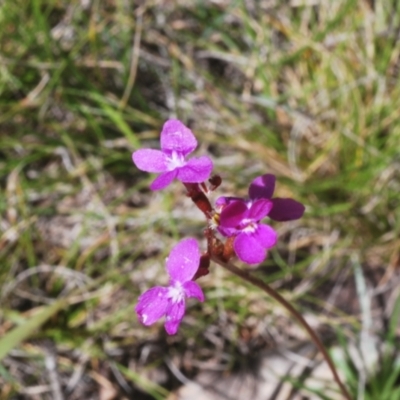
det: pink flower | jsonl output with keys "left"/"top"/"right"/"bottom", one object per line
{"left": 132, "top": 119, "right": 213, "bottom": 190}
{"left": 135, "top": 238, "right": 204, "bottom": 335}
{"left": 216, "top": 174, "right": 305, "bottom": 265}
{"left": 218, "top": 198, "right": 277, "bottom": 265}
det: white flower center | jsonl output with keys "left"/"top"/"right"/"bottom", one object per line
{"left": 166, "top": 151, "right": 185, "bottom": 171}
{"left": 167, "top": 282, "right": 185, "bottom": 304}
{"left": 241, "top": 218, "right": 257, "bottom": 233}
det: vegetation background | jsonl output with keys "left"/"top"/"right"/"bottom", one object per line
{"left": 1, "top": 0, "right": 400, "bottom": 399}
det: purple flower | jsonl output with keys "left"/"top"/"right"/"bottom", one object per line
{"left": 132, "top": 119, "right": 213, "bottom": 190}
{"left": 218, "top": 198, "right": 278, "bottom": 264}
{"left": 216, "top": 174, "right": 305, "bottom": 265}
{"left": 135, "top": 238, "right": 204, "bottom": 335}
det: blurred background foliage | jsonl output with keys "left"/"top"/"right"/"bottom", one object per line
{"left": 0, "top": 0, "right": 400, "bottom": 398}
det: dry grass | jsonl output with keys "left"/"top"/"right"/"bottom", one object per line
{"left": 1, "top": 0, "right": 400, "bottom": 398}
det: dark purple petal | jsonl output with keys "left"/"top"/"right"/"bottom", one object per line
{"left": 219, "top": 200, "right": 248, "bottom": 228}
{"left": 150, "top": 170, "right": 177, "bottom": 190}
{"left": 132, "top": 149, "right": 168, "bottom": 173}
{"left": 215, "top": 196, "right": 242, "bottom": 209}
{"left": 248, "top": 174, "right": 276, "bottom": 200}
{"left": 248, "top": 199, "right": 273, "bottom": 221}
{"left": 135, "top": 286, "right": 169, "bottom": 326}
{"left": 160, "top": 119, "right": 197, "bottom": 156}
{"left": 254, "top": 223, "right": 277, "bottom": 249}
{"left": 177, "top": 156, "right": 213, "bottom": 183}
{"left": 234, "top": 232, "right": 267, "bottom": 264}
{"left": 269, "top": 198, "right": 305, "bottom": 221}
{"left": 165, "top": 299, "right": 185, "bottom": 335}
{"left": 216, "top": 226, "right": 238, "bottom": 238}
{"left": 166, "top": 238, "right": 200, "bottom": 282}
{"left": 183, "top": 281, "right": 204, "bottom": 302}
{"left": 215, "top": 196, "right": 227, "bottom": 208}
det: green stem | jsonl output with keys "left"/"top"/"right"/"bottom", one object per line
{"left": 211, "top": 255, "right": 352, "bottom": 400}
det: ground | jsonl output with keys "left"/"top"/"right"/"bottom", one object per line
{"left": 1, "top": 1, "right": 400, "bottom": 399}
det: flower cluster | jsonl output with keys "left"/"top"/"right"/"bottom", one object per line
{"left": 132, "top": 119, "right": 304, "bottom": 334}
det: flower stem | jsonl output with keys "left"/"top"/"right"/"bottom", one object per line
{"left": 210, "top": 255, "right": 352, "bottom": 400}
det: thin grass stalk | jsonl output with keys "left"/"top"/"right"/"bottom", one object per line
{"left": 210, "top": 255, "right": 352, "bottom": 400}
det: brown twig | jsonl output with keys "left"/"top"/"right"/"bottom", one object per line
{"left": 210, "top": 255, "right": 352, "bottom": 400}
{"left": 119, "top": 6, "right": 144, "bottom": 109}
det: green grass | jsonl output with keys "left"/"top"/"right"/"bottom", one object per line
{"left": 1, "top": 0, "right": 400, "bottom": 398}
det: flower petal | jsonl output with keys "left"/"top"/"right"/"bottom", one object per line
{"left": 132, "top": 149, "right": 168, "bottom": 173}
{"left": 254, "top": 223, "right": 277, "bottom": 249}
{"left": 160, "top": 119, "right": 197, "bottom": 156}
{"left": 216, "top": 225, "right": 238, "bottom": 237}
{"left": 165, "top": 299, "right": 185, "bottom": 335}
{"left": 135, "top": 286, "right": 169, "bottom": 326}
{"left": 248, "top": 199, "right": 273, "bottom": 221}
{"left": 166, "top": 238, "right": 201, "bottom": 282}
{"left": 150, "top": 170, "right": 177, "bottom": 190}
{"left": 183, "top": 281, "right": 204, "bottom": 302}
{"left": 248, "top": 174, "right": 275, "bottom": 199}
{"left": 234, "top": 232, "right": 267, "bottom": 264}
{"left": 269, "top": 198, "right": 305, "bottom": 221}
{"left": 177, "top": 156, "right": 213, "bottom": 183}
{"left": 219, "top": 200, "right": 248, "bottom": 228}
{"left": 215, "top": 196, "right": 242, "bottom": 210}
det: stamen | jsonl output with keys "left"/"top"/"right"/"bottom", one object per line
{"left": 167, "top": 151, "right": 185, "bottom": 171}
{"left": 242, "top": 219, "right": 257, "bottom": 233}
{"left": 167, "top": 282, "right": 185, "bottom": 303}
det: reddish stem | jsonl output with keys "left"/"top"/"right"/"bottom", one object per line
{"left": 183, "top": 180, "right": 351, "bottom": 398}
{"left": 210, "top": 255, "right": 352, "bottom": 400}
{"left": 183, "top": 183, "right": 213, "bottom": 218}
